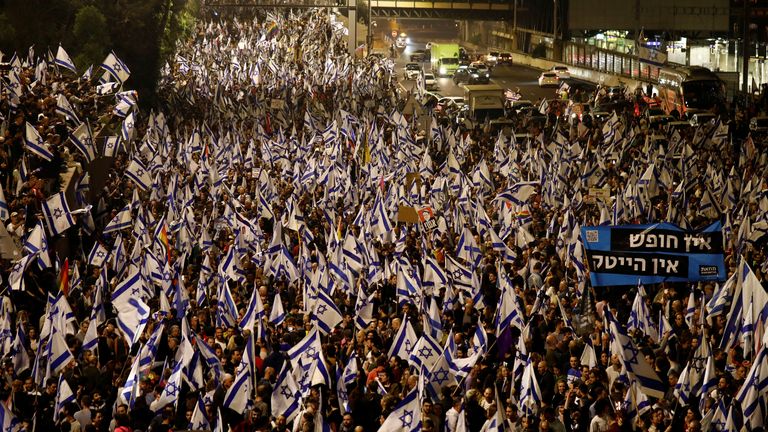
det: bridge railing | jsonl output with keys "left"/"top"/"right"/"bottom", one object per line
{"left": 203, "top": 0, "right": 345, "bottom": 7}
{"left": 370, "top": 0, "right": 512, "bottom": 10}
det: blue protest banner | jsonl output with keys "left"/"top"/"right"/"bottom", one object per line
{"left": 581, "top": 222, "right": 726, "bottom": 287}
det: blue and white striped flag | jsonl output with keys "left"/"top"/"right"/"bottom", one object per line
{"left": 8, "top": 253, "right": 38, "bottom": 291}
{"left": 188, "top": 395, "right": 210, "bottom": 430}
{"left": 409, "top": 333, "right": 442, "bottom": 371}
{"left": 378, "top": 388, "right": 422, "bottom": 432}
{"left": 354, "top": 286, "right": 374, "bottom": 330}
{"left": 445, "top": 255, "right": 473, "bottom": 293}
{"left": 0, "top": 397, "right": 20, "bottom": 432}
{"left": 269, "top": 291, "right": 286, "bottom": 326}
{"left": 53, "top": 372, "right": 76, "bottom": 423}
{"left": 387, "top": 315, "right": 418, "bottom": 361}
{"left": 81, "top": 283, "right": 105, "bottom": 352}
{"left": 735, "top": 346, "right": 768, "bottom": 430}
{"left": 455, "top": 226, "right": 482, "bottom": 269}
{"left": 55, "top": 46, "right": 77, "bottom": 74}
{"left": 271, "top": 363, "right": 301, "bottom": 424}
{"left": 103, "top": 205, "right": 132, "bottom": 233}
{"left": 216, "top": 279, "right": 238, "bottom": 328}
{"left": 313, "top": 289, "right": 343, "bottom": 335}
{"left": 69, "top": 122, "right": 95, "bottom": 163}
{"left": 125, "top": 157, "right": 151, "bottom": 190}
{"left": 42, "top": 192, "right": 74, "bottom": 236}
{"left": 103, "top": 135, "right": 120, "bottom": 157}
{"left": 55, "top": 94, "right": 79, "bottom": 123}
{"left": 113, "top": 296, "right": 149, "bottom": 348}
{"left": 47, "top": 330, "right": 75, "bottom": 378}
{"left": 519, "top": 358, "right": 542, "bottom": 416}
{"left": 495, "top": 181, "right": 538, "bottom": 206}
{"left": 100, "top": 52, "right": 131, "bottom": 83}
{"left": 606, "top": 307, "right": 665, "bottom": 399}
{"left": 23, "top": 222, "right": 51, "bottom": 269}
{"left": 152, "top": 361, "right": 184, "bottom": 412}
{"left": 87, "top": 242, "right": 109, "bottom": 267}
{"left": 239, "top": 288, "right": 265, "bottom": 332}
{"left": 224, "top": 335, "right": 252, "bottom": 413}
{"left": 287, "top": 328, "right": 322, "bottom": 367}
{"left": 24, "top": 122, "right": 53, "bottom": 161}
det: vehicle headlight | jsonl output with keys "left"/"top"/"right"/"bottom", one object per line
{"left": 471, "top": 73, "right": 479, "bottom": 78}
{"left": 439, "top": 67, "right": 446, "bottom": 74}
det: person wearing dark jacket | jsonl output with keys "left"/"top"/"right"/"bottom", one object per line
{"left": 536, "top": 361, "right": 556, "bottom": 406}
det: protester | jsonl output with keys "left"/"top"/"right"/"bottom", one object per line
{"left": 0, "top": 6, "right": 766, "bottom": 432}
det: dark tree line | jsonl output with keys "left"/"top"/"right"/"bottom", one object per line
{"left": 0, "top": 0, "right": 199, "bottom": 106}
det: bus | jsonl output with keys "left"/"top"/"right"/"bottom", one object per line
{"left": 656, "top": 66, "right": 725, "bottom": 117}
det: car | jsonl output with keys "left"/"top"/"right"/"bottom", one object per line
{"left": 410, "top": 50, "right": 426, "bottom": 62}
{"left": 666, "top": 120, "right": 693, "bottom": 132}
{"left": 750, "top": 116, "right": 768, "bottom": 132}
{"left": 524, "top": 111, "right": 547, "bottom": 128}
{"left": 566, "top": 103, "right": 589, "bottom": 121}
{"left": 489, "top": 118, "right": 515, "bottom": 137}
{"left": 514, "top": 133, "right": 533, "bottom": 145}
{"left": 506, "top": 99, "right": 534, "bottom": 113}
{"left": 454, "top": 67, "right": 490, "bottom": 84}
{"left": 437, "top": 96, "right": 465, "bottom": 112}
{"left": 454, "top": 105, "right": 474, "bottom": 128}
{"left": 605, "top": 85, "right": 626, "bottom": 100}
{"left": 470, "top": 62, "right": 491, "bottom": 79}
{"left": 485, "top": 51, "right": 499, "bottom": 67}
{"left": 420, "top": 91, "right": 442, "bottom": 109}
{"left": 592, "top": 111, "right": 611, "bottom": 122}
{"left": 423, "top": 73, "right": 437, "bottom": 90}
{"left": 649, "top": 114, "right": 676, "bottom": 128}
{"left": 538, "top": 72, "right": 559, "bottom": 87}
{"left": 498, "top": 52, "right": 513, "bottom": 66}
{"left": 395, "top": 32, "right": 407, "bottom": 49}
{"left": 552, "top": 65, "right": 570, "bottom": 79}
{"left": 404, "top": 63, "right": 422, "bottom": 80}
{"left": 645, "top": 107, "right": 666, "bottom": 118}
{"left": 459, "top": 47, "right": 469, "bottom": 61}
{"left": 689, "top": 112, "right": 716, "bottom": 127}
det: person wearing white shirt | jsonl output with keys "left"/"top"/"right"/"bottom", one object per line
{"left": 445, "top": 397, "right": 462, "bottom": 432}
{"left": 589, "top": 399, "right": 612, "bottom": 432}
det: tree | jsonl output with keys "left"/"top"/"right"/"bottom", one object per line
{"left": 73, "top": 5, "right": 110, "bottom": 71}
{"left": 0, "top": 13, "right": 17, "bottom": 54}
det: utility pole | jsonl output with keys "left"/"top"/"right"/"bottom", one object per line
{"left": 742, "top": 0, "right": 750, "bottom": 93}
{"left": 513, "top": 0, "right": 517, "bottom": 50}
{"left": 553, "top": 0, "right": 558, "bottom": 40}
{"left": 348, "top": 0, "right": 357, "bottom": 57}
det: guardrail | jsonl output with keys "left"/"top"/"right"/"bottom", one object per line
{"left": 370, "top": 0, "right": 512, "bottom": 9}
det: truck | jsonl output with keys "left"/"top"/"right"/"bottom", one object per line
{"left": 429, "top": 43, "right": 460, "bottom": 77}
{"left": 462, "top": 83, "right": 505, "bottom": 120}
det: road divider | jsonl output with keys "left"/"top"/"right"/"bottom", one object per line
{"left": 506, "top": 51, "right": 645, "bottom": 90}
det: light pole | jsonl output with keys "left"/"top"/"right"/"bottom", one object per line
{"left": 367, "top": 0, "right": 373, "bottom": 53}
{"left": 743, "top": 0, "right": 750, "bottom": 93}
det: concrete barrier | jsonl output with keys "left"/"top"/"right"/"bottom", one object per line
{"left": 508, "top": 51, "right": 647, "bottom": 90}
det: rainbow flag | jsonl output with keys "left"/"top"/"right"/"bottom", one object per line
{"left": 160, "top": 224, "right": 171, "bottom": 263}
{"left": 58, "top": 258, "right": 69, "bottom": 296}
{"left": 265, "top": 22, "right": 279, "bottom": 39}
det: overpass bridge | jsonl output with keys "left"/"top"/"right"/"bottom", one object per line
{"left": 202, "top": 0, "right": 513, "bottom": 20}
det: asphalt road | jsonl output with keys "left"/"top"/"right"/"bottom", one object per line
{"left": 390, "top": 35, "right": 594, "bottom": 105}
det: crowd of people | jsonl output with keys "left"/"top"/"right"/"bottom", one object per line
{"left": 0, "top": 7, "right": 767, "bottom": 432}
